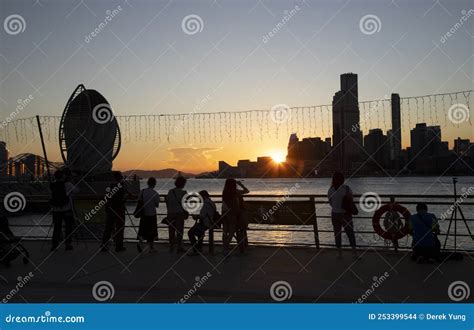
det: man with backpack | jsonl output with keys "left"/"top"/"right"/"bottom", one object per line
{"left": 50, "top": 170, "right": 78, "bottom": 251}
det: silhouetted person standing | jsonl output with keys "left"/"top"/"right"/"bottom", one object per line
{"left": 137, "top": 177, "right": 160, "bottom": 253}
{"left": 166, "top": 176, "right": 188, "bottom": 253}
{"left": 409, "top": 203, "right": 441, "bottom": 263}
{"left": 328, "top": 172, "right": 358, "bottom": 259}
{"left": 50, "top": 170, "right": 78, "bottom": 251}
{"left": 101, "top": 172, "right": 128, "bottom": 252}
{"left": 222, "top": 178, "right": 249, "bottom": 256}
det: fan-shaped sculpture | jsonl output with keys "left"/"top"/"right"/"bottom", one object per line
{"left": 59, "top": 84, "right": 121, "bottom": 175}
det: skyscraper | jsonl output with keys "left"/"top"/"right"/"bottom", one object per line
{"left": 410, "top": 123, "right": 442, "bottom": 158}
{"left": 332, "top": 73, "right": 363, "bottom": 171}
{"left": 0, "top": 141, "right": 8, "bottom": 178}
{"left": 364, "top": 129, "right": 389, "bottom": 168}
{"left": 390, "top": 93, "right": 401, "bottom": 167}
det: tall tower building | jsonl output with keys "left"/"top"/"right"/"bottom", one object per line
{"left": 332, "top": 73, "right": 362, "bottom": 172}
{"left": 390, "top": 93, "right": 402, "bottom": 167}
{"left": 0, "top": 141, "right": 9, "bottom": 178}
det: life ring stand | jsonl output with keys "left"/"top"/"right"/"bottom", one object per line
{"left": 372, "top": 203, "right": 411, "bottom": 240}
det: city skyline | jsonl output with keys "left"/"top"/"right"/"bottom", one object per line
{"left": 0, "top": 0, "right": 473, "bottom": 173}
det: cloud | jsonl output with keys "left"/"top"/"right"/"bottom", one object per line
{"left": 164, "top": 147, "right": 220, "bottom": 173}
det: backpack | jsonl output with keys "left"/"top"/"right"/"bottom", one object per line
{"left": 341, "top": 185, "right": 358, "bottom": 215}
{"left": 50, "top": 181, "right": 69, "bottom": 207}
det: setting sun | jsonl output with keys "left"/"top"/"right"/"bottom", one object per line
{"left": 270, "top": 151, "right": 286, "bottom": 164}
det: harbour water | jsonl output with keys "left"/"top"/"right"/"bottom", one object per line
{"left": 10, "top": 176, "right": 474, "bottom": 250}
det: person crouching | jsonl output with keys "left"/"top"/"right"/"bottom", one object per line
{"left": 187, "top": 190, "right": 216, "bottom": 256}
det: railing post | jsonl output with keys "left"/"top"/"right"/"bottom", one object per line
{"left": 390, "top": 195, "right": 399, "bottom": 253}
{"left": 310, "top": 196, "right": 320, "bottom": 249}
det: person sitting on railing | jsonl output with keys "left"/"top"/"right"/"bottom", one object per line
{"left": 327, "top": 172, "right": 359, "bottom": 259}
{"left": 187, "top": 190, "right": 216, "bottom": 256}
{"left": 222, "top": 178, "right": 249, "bottom": 257}
{"left": 409, "top": 203, "right": 441, "bottom": 263}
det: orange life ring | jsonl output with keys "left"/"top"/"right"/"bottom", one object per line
{"left": 372, "top": 203, "right": 411, "bottom": 240}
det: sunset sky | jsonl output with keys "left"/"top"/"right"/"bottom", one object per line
{"left": 0, "top": 0, "right": 472, "bottom": 173}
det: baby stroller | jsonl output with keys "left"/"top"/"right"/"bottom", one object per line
{"left": 0, "top": 215, "right": 30, "bottom": 267}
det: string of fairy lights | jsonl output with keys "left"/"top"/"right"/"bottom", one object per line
{"left": 0, "top": 90, "right": 472, "bottom": 145}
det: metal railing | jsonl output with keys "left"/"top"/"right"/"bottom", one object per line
{"left": 6, "top": 194, "right": 474, "bottom": 252}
